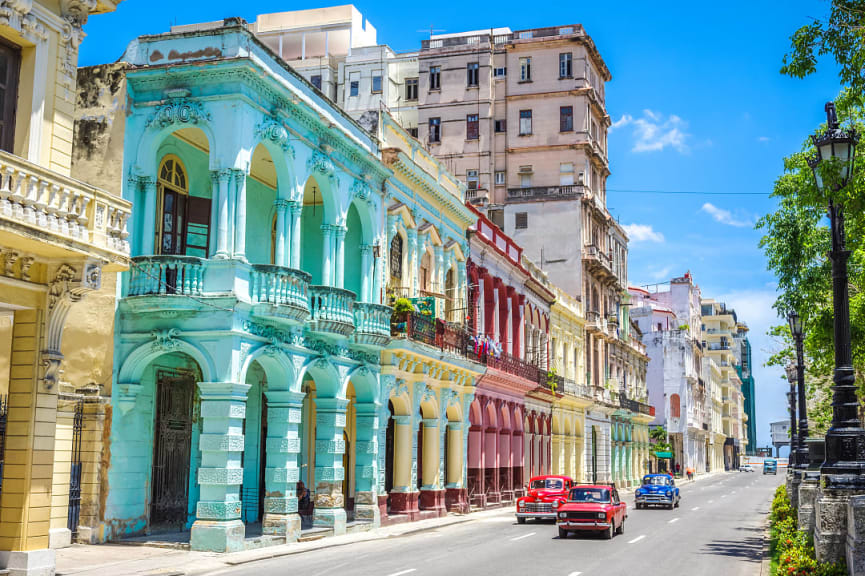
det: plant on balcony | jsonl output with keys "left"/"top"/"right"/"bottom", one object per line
{"left": 546, "top": 368, "right": 558, "bottom": 394}
{"left": 391, "top": 297, "right": 414, "bottom": 332}
{"left": 678, "top": 324, "right": 690, "bottom": 331}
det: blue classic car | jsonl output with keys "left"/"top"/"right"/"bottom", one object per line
{"left": 634, "top": 474, "right": 680, "bottom": 509}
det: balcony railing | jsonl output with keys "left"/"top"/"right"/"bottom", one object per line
{"left": 128, "top": 255, "right": 205, "bottom": 296}
{"left": 250, "top": 264, "right": 310, "bottom": 311}
{"left": 484, "top": 351, "right": 544, "bottom": 383}
{"left": 506, "top": 185, "right": 584, "bottom": 202}
{"left": 308, "top": 285, "right": 356, "bottom": 337}
{"left": 0, "top": 149, "right": 131, "bottom": 257}
{"left": 392, "top": 311, "right": 480, "bottom": 362}
{"left": 582, "top": 244, "right": 613, "bottom": 275}
{"left": 353, "top": 303, "right": 393, "bottom": 347}
{"left": 618, "top": 395, "right": 654, "bottom": 417}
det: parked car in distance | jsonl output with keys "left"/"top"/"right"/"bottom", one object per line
{"left": 634, "top": 474, "right": 680, "bottom": 509}
{"left": 556, "top": 484, "right": 627, "bottom": 539}
{"left": 739, "top": 463, "right": 754, "bottom": 472}
{"left": 516, "top": 475, "right": 574, "bottom": 524}
{"left": 763, "top": 459, "right": 778, "bottom": 475}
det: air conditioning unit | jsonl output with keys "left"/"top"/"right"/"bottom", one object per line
{"left": 577, "top": 171, "right": 585, "bottom": 185}
{"left": 518, "top": 165, "right": 533, "bottom": 174}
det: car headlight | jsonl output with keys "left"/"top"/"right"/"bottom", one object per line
{"left": 518, "top": 501, "right": 525, "bottom": 508}
{"left": 597, "top": 512, "right": 606, "bottom": 519}
{"left": 559, "top": 512, "right": 567, "bottom": 518}
{"left": 666, "top": 490, "right": 673, "bottom": 497}
{"left": 552, "top": 500, "right": 560, "bottom": 508}
{"left": 635, "top": 489, "right": 642, "bottom": 496}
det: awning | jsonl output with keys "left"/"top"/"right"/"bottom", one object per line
{"left": 654, "top": 451, "right": 673, "bottom": 458}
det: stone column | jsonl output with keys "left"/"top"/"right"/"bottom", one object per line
{"left": 334, "top": 225, "right": 346, "bottom": 289}
{"left": 141, "top": 178, "right": 157, "bottom": 255}
{"left": 262, "top": 390, "right": 304, "bottom": 541}
{"left": 320, "top": 224, "right": 333, "bottom": 286}
{"left": 406, "top": 228, "right": 418, "bottom": 294}
{"left": 354, "top": 402, "right": 381, "bottom": 526}
{"left": 214, "top": 170, "right": 232, "bottom": 259}
{"left": 290, "top": 203, "right": 302, "bottom": 269}
{"left": 273, "top": 200, "right": 289, "bottom": 267}
{"left": 233, "top": 170, "right": 247, "bottom": 261}
{"left": 375, "top": 393, "right": 392, "bottom": 520}
{"left": 506, "top": 289, "right": 513, "bottom": 355}
{"left": 359, "top": 245, "right": 373, "bottom": 303}
{"left": 389, "top": 414, "right": 418, "bottom": 518}
{"left": 373, "top": 248, "right": 383, "bottom": 304}
{"left": 419, "top": 418, "right": 445, "bottom": 515}
{"left": 190, "top": 382, "right": 249, "bottom": 553}
{"left": 312, "top": 398, "right": 348, "bottom": 535}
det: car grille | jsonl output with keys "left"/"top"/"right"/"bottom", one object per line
{"left": 525, "top": 502, "right": 552, "bottom": 513}
{"left": 640, "top": 494, "right": 670, "bottom": 502}
{"left": 565, "top": 512, "right": 599, "bottom": 520}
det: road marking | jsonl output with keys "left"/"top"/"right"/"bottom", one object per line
{"left": 668, "top": 518, "right": 680, "bottom": 524}
{"left": 691, "top": 507, "right": 700, "bottom": 511}
{"left": 567, "top": 572, "right": 583, "bottom": 576}
{"left": 510, "top": 532, "right": 536, "bottom": 541}
{"left": 708, "top": 500, "right": 714, "bottom": 503}
{"left": 721, "top": 494, "right": 727, "bottom": 498}
{"left": 628, "top": 535, "right": 646, "bottom": 544}
{"left": 386, "top": 570, "right": 417, "bottom": 576}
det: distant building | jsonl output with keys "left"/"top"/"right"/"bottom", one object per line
{"left": 733, "top": 322, "right": 757, "bottom": 454}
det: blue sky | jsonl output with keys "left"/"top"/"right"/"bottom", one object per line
{"left": 80, "top": 1, "right": 842, "bottom": 449}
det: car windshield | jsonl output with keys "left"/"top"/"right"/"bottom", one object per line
{"left": 643, "top": 476, "right": 672, "bottom": 486}
{"left": 568, "top": 488, "right": 610, "bottom": 503}
{"left": 530, "top": 478, "right": 563, "bottom": 490}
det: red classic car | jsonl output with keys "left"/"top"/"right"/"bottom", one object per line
{"left": 556, "top": 484, "right": 627, "bottom": 539}
{"left": 515, "top": 475, "right": 574, "bottom": 524}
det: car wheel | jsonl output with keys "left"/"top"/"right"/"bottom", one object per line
{"left": 604, "top": 522, "right": 614, "bottom": 539}
{"left": 559, "top": 527, "right": 568, "bottom": 539}
{"left": 675, "top": 498, "right": 680, "bottom": 508}
{"left": 668, "top": 503, "right": 674, "bottom": 510}
{"left": 617, "top": 518, "right": 625, "bottom": 534}
{"left": 517, "top": 517, "right": 526, "bottom": 524}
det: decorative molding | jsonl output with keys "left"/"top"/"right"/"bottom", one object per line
{"left": 255, "top": 115, "right": 295, "bottom": 156}
{"left": 307, "top": 150, "right": 335, "bottom": 178}
{"left": 351, "top": 178, "right": 373, "bottom": 206}
{"left": 150, "top": 328, "right": 181, "bottom": 353}
{"left": 145, "top": 98, "right": 212, "bottom": 130}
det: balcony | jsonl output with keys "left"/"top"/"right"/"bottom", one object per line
{"left": 506, "top": 184, "right": 584, "bottom": 203}
{"left": 0, "top": 149, "right": 131, "bottom": 261}
{"left": 484, "top": 351, "right": 544, "bottom": 383}
{"left": 466, "top": 188, "right": 490, "bottom": 206}
{"left": 249, "top": 264, "right": 311, "bottom": 324}
{"left": 352, "top": 302, "right": 393, "bottom": 347}
{"left": 308, "top": 285, "right": 356, "bottom": 338}
{"left": 391, "top": 311, "right": 480, "bottom": 362}
{"left": 585, "top": 310, "right": 606, "bottom": 334}
{"left": 582, "top": 244, "right": 614, "bottom": 278}
{"left": 619, "top": 394, "right": 654, "bottom": 417}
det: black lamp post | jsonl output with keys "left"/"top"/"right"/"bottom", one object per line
{"left": 786, "top": 362, "right": 799, "bottom": 469}
{"left": 807, "top": 102, "right": 865, "bottom": 486}
{"left": 788, "top": 311, "right": 809, "bottom": 470}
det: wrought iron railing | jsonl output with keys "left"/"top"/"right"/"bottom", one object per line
{"left": 506, "top": 184, "right": 584, "bottom": 201}
{"left": 67, "top": 400, "right": 84, "bottom": 537}
{"left": 0, "top": 394, "right": 7, "bottom": 498}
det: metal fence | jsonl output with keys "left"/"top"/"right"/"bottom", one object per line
{"left": 67, "top": 400, "right": 84, "bottom": 537}
{"left": 0, "top": 394, "right": 7, "bottom": 498}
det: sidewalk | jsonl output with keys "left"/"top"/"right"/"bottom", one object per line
{"left": 56, "top": 507, "right": 510, "bottom": 576}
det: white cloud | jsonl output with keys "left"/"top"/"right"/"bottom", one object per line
{"left": 758, "top": 136, "right": 771, "bottom": 143}
{"left": 700, "top": 202, "right": 754, "bottom": 228}
{"left": 612, "top": 109, "right": 690, "bottom": 153}
{"left": 622, "top": 223, "right": 665, "bottom": 243}
{"left": 650, "top": 265, "right": 673, "bottom": 281}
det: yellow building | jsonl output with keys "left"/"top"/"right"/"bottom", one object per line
{"left": 547, "top": 285, "right": 590, "bottom": 482}
{"left": 0, "top": 1, "right": 127, "bottom": 574}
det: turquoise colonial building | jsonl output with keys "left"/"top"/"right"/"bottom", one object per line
{"left": 99, "top": 18, "right": 480, "bottom": 553}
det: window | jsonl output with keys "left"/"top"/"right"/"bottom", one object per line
{"left": 519, "top": 57, "right": 532, "bottom": 81}
{"left": 405, "top": 77, "right": 418, "bottom": 101}
{"left": 429, "top": 65, "right": 441, "bottom": 91}
{"left": 466, "top": 114, "right": 479, "bottom": 140}
{"left": 519, "top": 109, "right": 532, "bottom": 135}
{"left": 408, "top": 127, "right": 419, "bottom": 138}
{"left": 311, "top": 75, "right": 322, "bottom": 90}
{"left": 515, "top": 212, "right": 528, "bottom": 229}
{"left": 518, "top": 31, "right": 533, "bottom": 40}
{"left": 520, "top": 173, "right": 532, "bottom": 188}
{"left": 467, "top": 62, "right": 479, "bottom": 87}
{"left": 466, "top": 169, "right": 479, "bottom": 190}
{"left": 495, "top": 171, "right": 505, "bottom": 185}
{"left": 671, "top": 394, "right": 681, "bottom": 418}
{"left": 0, "top": 39, "right": 20, "bottom": 153}
{"left": 157, "top": 156, "right": 210, "bottom": 259}
{"left": 560, "top": 106, "right": 573, "bottom": 132}
{"left": 560, "top": 163, "right": 575, "bottom": 186}
{"left": 494, "top": 119, "right": 507, "bottom": 133}
{"left": 559, "top": 53, "right": 573, "bottom": 78}
{"left": 390, "top": 234, "right": 403, "bottom": 279}
{"left": 371, "top": 73, "right": 382, "bottom": 94}
{"left": 494, "top": 67, "right": 507, "bottom": 78}
{"left": 591, "top": 119, "right": 599, "bottom": 141}
{"left": 429, "top": 117, "right": 441, "bottom": 143}
{"left": 349, "top": 80, "right": 359, "bottom": 97}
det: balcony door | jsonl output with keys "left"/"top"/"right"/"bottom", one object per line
{"left": 157, "top": 156, "right": 210, "bottom": 257}
{"left": 0, "top": 38, "right": 20, "bottom": 154}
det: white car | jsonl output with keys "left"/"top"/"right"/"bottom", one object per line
{"left": 739, "top": 464, "right": 754, "bottom": 472}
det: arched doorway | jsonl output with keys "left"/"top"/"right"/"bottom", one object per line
{"left": 385, "top": 400, "right": 395, "bottom": 509}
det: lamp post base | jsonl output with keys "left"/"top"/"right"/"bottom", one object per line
{"left": 814, "top": 479, "right": 865, "bottom": 564}
{"left": 798, "top": 472, "right": 820, "bottom": 536}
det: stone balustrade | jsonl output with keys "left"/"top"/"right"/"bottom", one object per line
{"left": 352, "top": 302, "right": 393, "bottom": 347}
{"left": 308, "top": 285, "right": 356, "bottom": 337}
{"left": 0, "top": 149, "right": 131, "bottom": 257}
{"left": 128, "top": 255, "right": 205, "bottom": 296}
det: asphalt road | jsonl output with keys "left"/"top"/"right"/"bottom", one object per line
{"left": 211, "top": 471, "right": 781, "bottom": 576}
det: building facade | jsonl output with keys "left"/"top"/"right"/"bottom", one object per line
{"left": 733, "top": 322, "right": 756, "bottom": 454}
{"left": 0, "top": 2, "right": 129, "bottom": 575}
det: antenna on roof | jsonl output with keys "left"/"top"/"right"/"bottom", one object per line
{"left": 418, "top": 25, "right": 446, "bottom": 40}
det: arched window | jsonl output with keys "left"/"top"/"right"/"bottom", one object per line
{"left": 670, "top": 394, "right": 681, "bottom": 419}
{"left": 390, "top": 233, "right": 403, "bottom": 281}
{"left": 157, "top": 156, "right": 210, "bottom": 257}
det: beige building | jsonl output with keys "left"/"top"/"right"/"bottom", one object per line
{"left": 0, "top": 1, "right": 128, "bottom": 574}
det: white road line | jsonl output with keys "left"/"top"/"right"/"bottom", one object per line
{"left": 567, "top": 572, "right": 583, "bottom": 576}
{"left": 721, "top": 494, "right": 727, "bottom": 498}
{"left": 628, "top": 535, "right": 647, "bottom": 544}
{"left": 708, "top": 500, "right": 714, "bottom": 503}
{"left": 386, "top": 570, "right": 417, "bottom": 576}
{"left": 510, "top": 532, "right": 536, "bottom": 541}
{"left": 691, "top": 507, "right": 700, "bottom": 511}
{"left": 668, "top": 518, "right": 680, "bottom": 524}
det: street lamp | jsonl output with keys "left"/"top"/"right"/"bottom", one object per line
{"left": 788, "top": 311, "right": 809, "bottom": 470}
{"left": 785, "top": 361, "right": 799, "bottom": 470}
{"left": 807, "top": 102, "right": 865, "bottom": 486}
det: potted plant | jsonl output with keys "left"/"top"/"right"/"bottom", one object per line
{"left": 391, "top": 297, "right": 414, "bottom": 332}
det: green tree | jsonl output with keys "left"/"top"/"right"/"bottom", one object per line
{"left": 781, "top": 1, "right": 865, "bottom": 103}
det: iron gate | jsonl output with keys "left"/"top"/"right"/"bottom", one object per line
{"left": 0, "top": 394, "right": 8, "bottom": 498}
{"left": 151, "top": 370, "right": 194, "bottom": 530}
{"left": 67, "top": 400, "right": 84, "bottom": 536}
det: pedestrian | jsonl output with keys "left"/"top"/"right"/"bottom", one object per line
{"left": 675, "top": 463, "right": 681, "bottom": 476}
{"left": 687, "top": 467, "right": 694, "bottom": 481}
